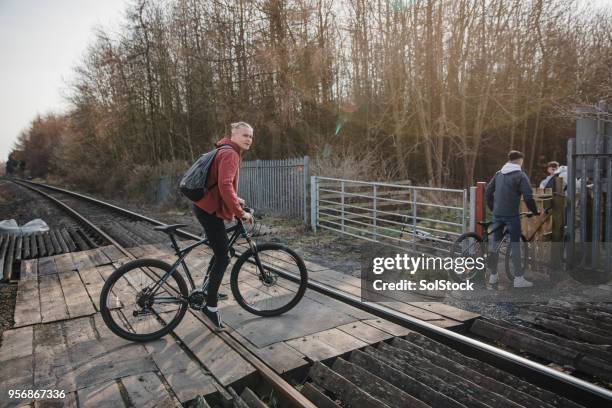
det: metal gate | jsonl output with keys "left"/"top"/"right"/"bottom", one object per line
{"left": 310, "top": 176, "right": 468, "bottom": 252}
{"left": 566, "top": 101, "right": 612, "bottom": 276}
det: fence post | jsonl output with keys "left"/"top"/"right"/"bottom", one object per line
{"left": 566, "top": 138, "right": 576, "bottom": 266}
{"left": 303, "top": 156, "right": 310, "bottom": 225}
{"left": 412, "top": 188, "right": 417, "bottom": 242}
{"left": 341, "top": 181, "right": 345, "bottom": 233}
{"left": 607, "top": 136, "right": 612, "bottom": 276}
{"left": 462, "top": 188, "right": 468, "bottom": 234}
{"left": 475, "top": 182, "right": 487, "bottom": 237}
{"left": 469, "top": 186, "right": 477, "bottom": 233}
{"left": 310, "top": 176, "right": 318, "bottom": 232}
{"left": 580, "top": 140, "right": 588, "bottom": 266}
{"left": 551, "top": 176, "right": 566, "bottom": 277}
{"left": 592, "top": 112, "right": 603, "bottom": 266}
{"left": 373, "top": 184, "right": 377, "bottom": 241}
{"left": 156, "top": 175, "right": 170, "bottom": 204}
{"left": 255, "top": 159, "right": 261, "bottom": 210}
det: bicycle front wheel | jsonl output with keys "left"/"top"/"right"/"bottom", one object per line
{"left": 100, "top": 258, "right": 189, "bottom": 342}
{"left": 231, "top": 243, "right": 308, "bottom": 317}
{"left": 449, "top": 232, "right": 485, "bottom": 283}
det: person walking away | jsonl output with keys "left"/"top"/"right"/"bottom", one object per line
{"left": 193, "top": 122, "right": 254, "bottom": 329}
{"left": 485, "top": 150, "right": 540, "bottom": 288}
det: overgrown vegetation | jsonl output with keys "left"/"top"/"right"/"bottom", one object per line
{"left": 9, "top": 0, "right": 612, "bottom": 200}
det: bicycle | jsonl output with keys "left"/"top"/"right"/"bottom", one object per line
{"left": 99, "top": 207, "right": 308, "bottom": 342}
{"left": 449, "top": 210, "right": 550, "bottom": 284}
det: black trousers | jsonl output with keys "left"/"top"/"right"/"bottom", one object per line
{"left": 192, "top": 204, "right": 229, "bottom": 307}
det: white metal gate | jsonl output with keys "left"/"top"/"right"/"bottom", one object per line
{"left": 311, "top": 177, "right": 469, "bottom": 252}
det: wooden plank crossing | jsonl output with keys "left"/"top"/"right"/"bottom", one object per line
{"left": 39, "top": 274, "right": 70, "bottom": 323}
{"left": 78, "top": 266, "right": 111, "bottom": 311}
{"left": 54, "top": 252, "right": 76, "bottom": 272}
{"left": 77, "top": 381, "right": 125, "bottom": 408}
{"left": 173, "top": 313, "right": 256, "bottom": 386}
{"left": 121, "top": 372, "right": 180, "bottom": 407}
{"left": 139, "top": 317, "right": 219, "bottom": 403}
{"left": 71, "top": 250, "right": 95, "bottom": 271}
{"left": 37, "top": 256, "right": 58, "bottom": 276}
{"left": 286, "top": 328, "right": 368, "bottom": 361}
{"left": 13, "top": 279, "right": 41, "bottom": 327}
{"left": 87, "top": 248, "right": 113, "bottom": 266}
{"left": 58, "top": 271, "right": 97, "bottom": 318}
{"left": 2, "top": 244, "right": 479, "bottom": 407}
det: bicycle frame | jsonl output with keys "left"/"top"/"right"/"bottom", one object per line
{"left": 147, "top": 221, "right": 252, "bottom": 302}
{"left": 478, "top": 211, "right": 549, "bottom": 257}
{"left": 482, "top": 223, "right": 511, "bottom": 254}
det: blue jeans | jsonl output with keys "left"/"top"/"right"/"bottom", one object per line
{"left": 489, "top": 215, "right": 523, "bottom": 277}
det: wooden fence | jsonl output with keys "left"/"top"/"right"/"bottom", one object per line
{"left": 238, "top": 157, "right": 310, "bottom": 222}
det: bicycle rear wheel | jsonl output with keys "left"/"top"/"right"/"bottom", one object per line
{"left": 503, "top": 236, "right": 530, "bottom": 281}
{"left": 231, "top": 243, "right": 308, "bottom": 317}
{"left": 100, "top": 258, "right": 188, "bottom": 342}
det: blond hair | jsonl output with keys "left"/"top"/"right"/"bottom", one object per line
{"left": 230, "top": 121, "right": 253, "bottom": 132}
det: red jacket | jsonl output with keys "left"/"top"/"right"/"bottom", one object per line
{"left": 195, "top": 138, "right": 245, "bottom": 220}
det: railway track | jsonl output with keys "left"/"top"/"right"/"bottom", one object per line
{"left": 469, "top": 303, "right": 612, "bottom": 387}
{"left": 2, "top": 178, "right": 612, "bottom": 407}
{"left": 4, "top": 179, "right": 314, "bottom": 408}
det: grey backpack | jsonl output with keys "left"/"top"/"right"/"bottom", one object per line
{"left": 179, "top": 145, "right": 232, "bottom": 201}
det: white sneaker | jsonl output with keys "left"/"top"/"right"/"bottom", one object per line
{"left": 514, "top": 276, "right": 534, "bottom": 288}
{"left": 489, "top": 274, "right": 499, "bottom": 285}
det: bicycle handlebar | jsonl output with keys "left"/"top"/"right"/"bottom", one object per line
{"left": 237, "top": 206, "right": 255, "bottom": 225}
{"left": 520, "top": 206, "right": 552, "bottom": 218}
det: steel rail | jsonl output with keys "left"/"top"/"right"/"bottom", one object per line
{"left": 15, "top": 178, "right": 612, "bottom": 407}
{"left": 9, "top": 179, "right": 316, "bottom": 408}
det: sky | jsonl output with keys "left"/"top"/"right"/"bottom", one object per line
{"left": 0, "top": 0, "right": 611, "bottom": 161}
{"left": 0, "top": 0, "right": 127, "bottom": 160}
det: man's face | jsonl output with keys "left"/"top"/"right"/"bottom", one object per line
{"left": 516, "top": 158, "right": 524, "bottom": 167}
{"left": 231, "top": 127, "right": 253, "bottom": 151}
{"left": 547, "top": 165, "right": 557, "bottom": 175}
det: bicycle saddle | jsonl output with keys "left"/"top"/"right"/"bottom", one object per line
{"left": 477, "top": 221, "right": 493, "bottom": 228}
{"left": 153, "top": 224, "right": 188, "bottom": 233}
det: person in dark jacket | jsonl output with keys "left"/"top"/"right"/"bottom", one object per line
{"left": 193, "top": 121, "right": 254, "bottom": 329}
{"left": 485, "top": 150, "right": 539, "bottom": 288}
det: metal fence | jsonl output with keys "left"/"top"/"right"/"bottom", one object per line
{"left": 238, "top": 156, "right": 310, "bottom": 222}
{"left": 566, "top": 102, "right": 612, "bottom": 274}
{"left": 311, "top": 176, "right": 469, "bottom": 252}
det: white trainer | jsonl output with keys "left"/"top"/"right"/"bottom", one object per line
{"left": 488, "top": 274, "right": 499, "bottom": 285}
{"left": 514, "top": 276, "right": 534, "bottom": 288}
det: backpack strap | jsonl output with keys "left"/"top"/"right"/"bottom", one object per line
{"left": 207, "top": 145, "right": 235, "bottom": 189}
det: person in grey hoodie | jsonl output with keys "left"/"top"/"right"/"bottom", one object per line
{"left": 485, "top": 150, "right": 540, "bottom": 288}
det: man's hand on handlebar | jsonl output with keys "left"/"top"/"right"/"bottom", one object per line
{"left": 241, "top": 211, "right": 254, "bottom": 225}
{"left": 526, "top": 206, "right": 554, "bottom": 217}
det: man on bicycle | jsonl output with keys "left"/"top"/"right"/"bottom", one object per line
{"left": 193, "top": 121, "right": 254, "bottom": 329}
{"left": 485, "top": 150, "right": 539, "bottom": 288}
